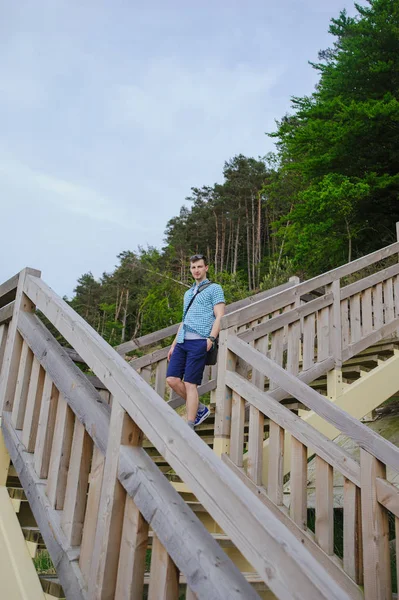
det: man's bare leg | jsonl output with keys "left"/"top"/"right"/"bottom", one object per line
{"left": 184, "top": 382, "right": 199, "bottom": 422}
{"left": 166, "top": 376, "right": 187, "bottom": 400}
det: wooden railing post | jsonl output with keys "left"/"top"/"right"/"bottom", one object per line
{"left": 213, "top": 327, "right": 236, "bottom": 457}
{"left": 360, "top": 449, "right": 391, "bottom": 600}
{"left": 327, "top": 279, "right": 343, "bottom": 399}
{"left": 0, "top": 268, "right": 40, "bottom": 413}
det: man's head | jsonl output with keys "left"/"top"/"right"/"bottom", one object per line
{"left": 190, "top": 254, "right": 208, "bottom": 283}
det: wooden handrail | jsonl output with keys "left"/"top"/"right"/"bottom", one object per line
{"left": 222, "top": 240, "right": 399, "bottom": 329}
{"left": 20, "top": 273, "right": 352, "bottom": 600}
{"left": 226, "top": 335, "right": 399, "bottom": 473}
{"left": 0, "top": 273, "right": 19, "bottom": 309}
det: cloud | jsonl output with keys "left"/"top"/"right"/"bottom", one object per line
{"left": 0, "top": 158, "right": 154, "bottom": 232}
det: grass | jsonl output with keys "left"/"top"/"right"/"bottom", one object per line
{"left": 33, "top": 549, "right": 56, "bottom": 575}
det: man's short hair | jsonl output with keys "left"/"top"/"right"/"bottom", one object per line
{"left": 190, "top": 254, "right": 208, "bottom": 265}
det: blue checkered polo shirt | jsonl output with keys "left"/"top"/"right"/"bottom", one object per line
{"left": 177, "top": 279, "right": 225, "bottom": 343}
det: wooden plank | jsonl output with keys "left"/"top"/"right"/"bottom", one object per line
{"left": 360, "top": 450, "right": 391, "bottom": 600}
{"left": 302, "top": 313, "right": 315, "bottom": 371}
{"left": 340, "top": 300, "right": 350, "bottom": 351}
{"left": 61, "top": 418, "right": 93, "bottom": 546}
{"left": 21, "top": 357, "right": 45, "bottom": 451}
{"left": 317, "top": 306, "right": 330, "bottom": 361}
{"left": 0, "top": 324, "right": 7, "bottom": 374}
{"left": 132, "top": 346, "right": 169, "bottom": 370}
{"left": 0, "top": 268, "right": 40, "bottom": 413}
{"left": 290, "top": 437, "right": 307, "bottom": 529}
{"left": 227, "top": 335, "right": 399, "bottom": 473}
{"left": 340, "top": 262, "right": 399, "bottom": 300}
{"left": 139, "top": 365, "right": 152, "bottom": 385}
{"left": 34, "top": 373, "right": 59, "bottom": 479}
{"left": 343, "top": 479, "right": 363, "bottom": 585}
{"left": 79, "top": 445, "right": 105, "bottom": 585}
{"left": 230, "top": 391, "right": 245, "bottom": 467}
{"left": 247, "top": 405, "right": 264, "bottom": 485}
{"left": 238, "top": 293, "right": 333, "bottom": 344}
{"left": 0, "top": 273, "right": 19, "bottom": 309}
{"left": 89, "top": 401, "right": 142, "bottom": 600}
{"left": 315, "top": 457, "right": 334, "bottom": 555}
{"left": 11, "top": 340, "right": 34, "bottom": 429}
{"left": 350, "top": 294, "right": 362, "bottom": 344}
{"left": 287, "top": 320, "right": 300, "bottom": 376}
{"left": 115, "top": 496, "right": 149, "bottom": 600}
{"left": 269, "top": 327, "right": 284, "bottom": 390}
{"left": 373, "top": 283, "right": 384, "bottom": 329}
{"left": 375, "top": 477, "right": 399, "bottom": 518}
{"left": 25, "top": 274, "right": 353, "bottom": 600}
{"left": 267, "top": 421, "right": 284, "bottom": 505}
{"left": 0, "top": 301, "right": 14, "bottom": 325}
{"left": 186, "top": 587, "right": 198, "bottom": 600}
{"left": 361, "top": 288, "right": 373, "bottom": 337}
{"left": 46, "top": 394, "right": 74, "bottom": 509}
{"left": 2, "top": 412, "right": 87, "bottom": 600}
{"left": 383, "top": 278, "right": 394, "bottom": 324}
{"left": 148, "top": 534, "right": 179, "bottom": 600}
{"left": 329, "top": 280, "right": 342, "bottom": 367}
{"left": 155, "top": 358, "right": 168, "bottom": 399}
{"left": 396, "top": 518, "right": 399, "bottom": 600}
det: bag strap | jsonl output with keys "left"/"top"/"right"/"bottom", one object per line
{"left": 183, "top": 281, "right": 213, "bottom": 320}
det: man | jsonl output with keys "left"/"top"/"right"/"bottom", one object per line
{"left": 166, "top": 254, "right": 225, "bottom": 430}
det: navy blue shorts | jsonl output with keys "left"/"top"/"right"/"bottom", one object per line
{"left": 167, "top": 339, "right": 208, "bottom": 385}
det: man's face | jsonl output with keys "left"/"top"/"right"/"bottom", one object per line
{"left": 190, "top": 259, "right": 208, "bottom": 282}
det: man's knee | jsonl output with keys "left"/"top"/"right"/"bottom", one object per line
{"left": 166, "top": 376, "right": 181, "bottom": 389}
{"left": 184, "top": 381, "right": 198, "bottom": 391}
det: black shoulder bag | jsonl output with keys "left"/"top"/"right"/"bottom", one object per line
{"left": 184, "top": 282, "right": 219, "bottom": 366}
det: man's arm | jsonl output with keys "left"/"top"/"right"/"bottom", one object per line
{"left": 167, "top": 322, "right": 183, "bottom": 361}
{"left": 207, "top": 303, "right": 225, "bottom": 351}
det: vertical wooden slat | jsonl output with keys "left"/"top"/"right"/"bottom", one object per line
{"left": 46, "top": 394, "right": 74, "bottom": 509}
{"left": 155, "top": 358, "right": 168, "bottom": 399}
{"left": 383, "top": 278, "right": 394, "bottom": 325}
{"left": 148, "top": 534, "right": 179, "bottom": 600}
{"left": 302, "top": 313, "right": 315, "bottom": 371}
{"left": 374, "top": 283, "right": 384, "bottom": 329}
{"left": 360, "top": 449, "right": 391, "bottom": 600}
{"left": 287, "top": 320, "right": 300, "bottom": 376}
{"left": 115, "top": 496, "right": 149, "bottom": 600}
{"left": 341, "top": 300, "right": 350, "bottom": 352}
{"left": 315, "top": 457, "right": 334, "bottom": 555}
{"left": 395, "top": 517, "right": 399, "bottom": 597}
{"left": 362, "top": 288, "right": 373, "bottom": 337}
{"left": 268, "top": 420, "right": 284, "bottom": 505}
{"left": 11, "top": 340, "right": 34, "bottom": 429}
{"left": 89, "top": 400, "right": 143, "bottom": 600}
{"left": 328, "top": 280, "right": 342, "bottom": 367}
{"left": 0, "top": 268, "right": 40, "bottom": 413}
{"left": 269, "top": 328, "right": 284, "bottom": 390}
{"left": 80, "top": 445, "right": 105, "bottom": 584}
{"left": 61, "top": 418, "right": 93, "bottom": 546}
{"left": 0, "top": 323, "right": 8, "bottom": 372}
{"left": 140, "top": 365, "right": 152, "bottom": 385}
{"left": 21, "top": 358, "right": 45, "bottom": 451}
{"left": 230, "top": 391, "right": 245, "bottom": 467}
{"left": 343, "top": 479, "right": 363, "bottom": 585}
{"left": 317, "top": 306, "right": 330, "bottom": 361}
{"left": 290, "top": 437, "right": 307, "bottom": 529}
{"left": 186, "top": 586, "right": 198, "bottom": 600}
{"left": 247, "top": 404, "right": 264, "bottom": 485}
{"left": 34, "top": 374, "right": 59, "bottom": 479}
{"left": 350, "top": 294, "right": 362, "bottom": 344}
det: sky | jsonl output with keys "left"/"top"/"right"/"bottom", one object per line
{"left": 0, "top": 0, "right": 361, "bottom": 298}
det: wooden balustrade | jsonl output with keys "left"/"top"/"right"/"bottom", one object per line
{"left": 0, "top": 270, "right": 358, "bottom": 600}
{"left": 224, "top": 334, "right": 399, "bottom": 599}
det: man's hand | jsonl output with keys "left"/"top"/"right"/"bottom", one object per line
{"left": 167, "top": 345, "right": 175, "bottom": 361}
{"left": 206, "top": 338, "right": 213, "bottom": 352}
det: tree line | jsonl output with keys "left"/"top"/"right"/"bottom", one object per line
{"left": 70, "top": 0, "right": 399, "bottom": 348}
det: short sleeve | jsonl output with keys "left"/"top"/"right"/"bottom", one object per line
{"left": 211, "top": 284, "right": 225, "bottom": 306}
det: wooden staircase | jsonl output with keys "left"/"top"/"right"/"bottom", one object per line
{"left": 0, "top": 238, "right": 399, "bottom": 599}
